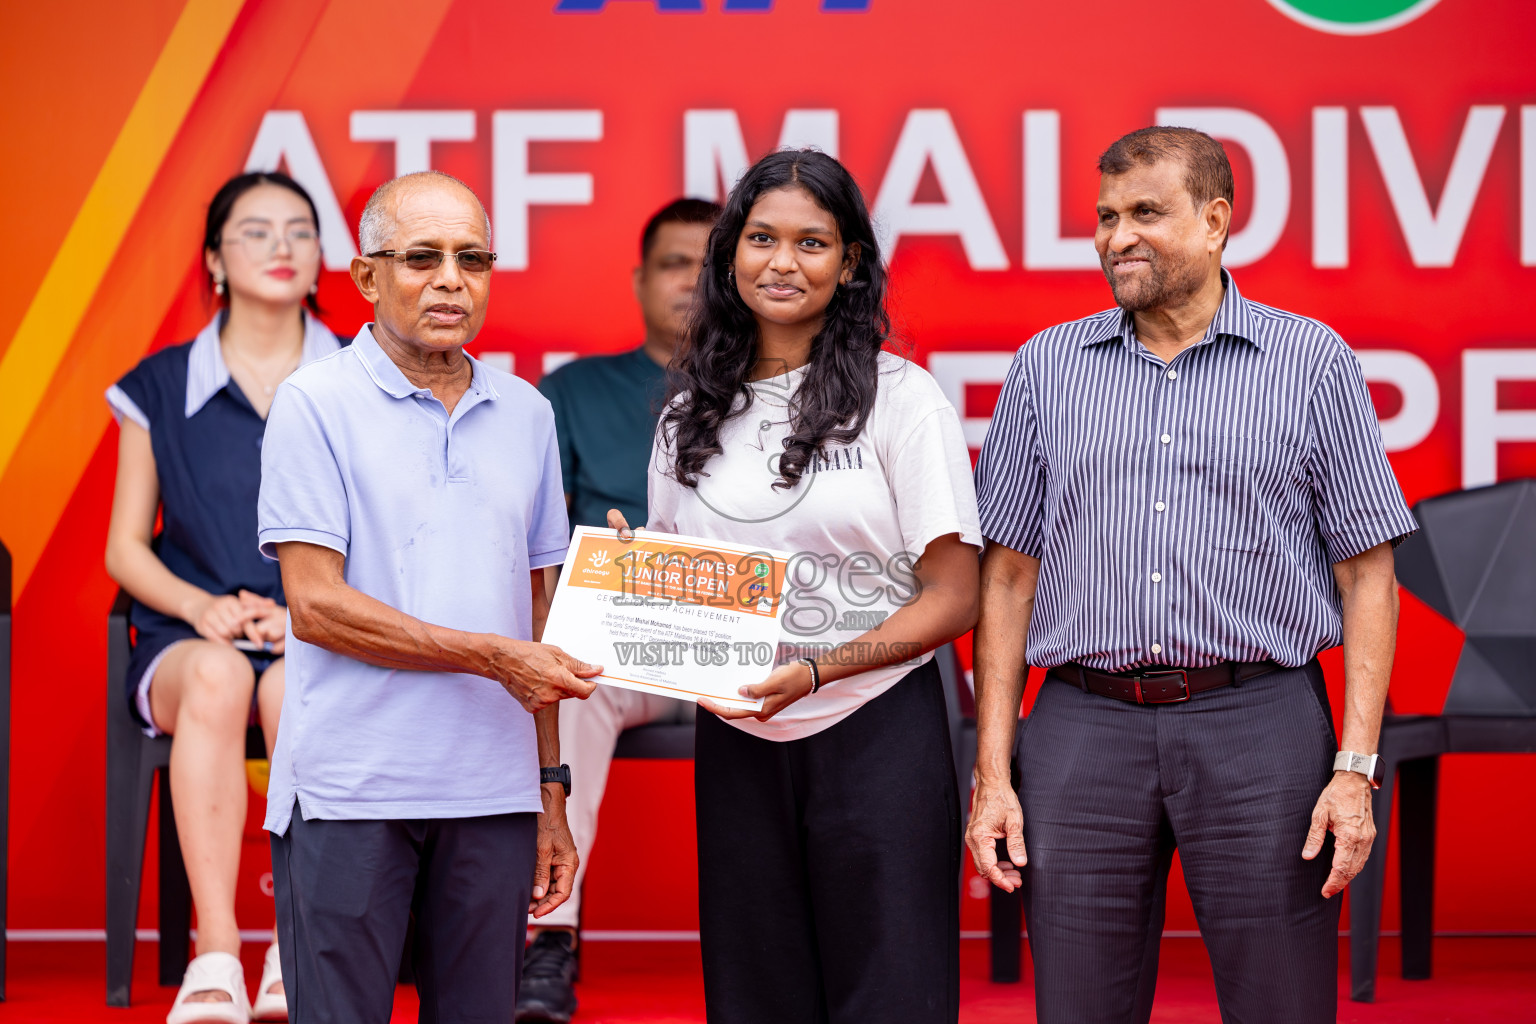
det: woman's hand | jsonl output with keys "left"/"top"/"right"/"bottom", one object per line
{"left": 606, "top": 508, "right": 636, "bottom": 540}
{"left": 700, "top": 660, "right": 815, "bottom": 723}
{"left": 239, "top": 590, "right": 287, "bottom": 654}
{"left": 184, "top": 592, "right": 259, "bottom": 644}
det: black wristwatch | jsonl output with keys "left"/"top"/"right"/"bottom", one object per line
{"left": 541, "top": 764, "right": 572, "bottom": 797}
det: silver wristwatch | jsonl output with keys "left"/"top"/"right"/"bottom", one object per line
{"left": 1333, "top": 750, "right": 1384, "bottom": 789}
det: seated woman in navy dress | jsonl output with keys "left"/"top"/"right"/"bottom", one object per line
{"left": 105, "top": 171, "right": 342, "bottom": 1024}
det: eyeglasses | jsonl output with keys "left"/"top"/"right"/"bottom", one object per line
{"left": 222, "top": 227, "right": 320, "bottom": 258}
{"left": 367, "top": 248, "right": 498, "bottom": 274}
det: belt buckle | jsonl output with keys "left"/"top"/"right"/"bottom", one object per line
{"left": 1134, "top": 669, "right": 1190, "bottom": 704}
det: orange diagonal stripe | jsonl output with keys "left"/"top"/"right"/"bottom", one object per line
{"left": 0, "top": 0, "right": 245, "bottom": 481}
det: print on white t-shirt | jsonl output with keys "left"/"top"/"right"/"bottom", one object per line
{"left": 647, "top": 351, "right": 982, "bottom": 742}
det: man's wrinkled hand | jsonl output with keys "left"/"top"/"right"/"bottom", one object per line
{"left": 530, "top": 787, "right": 578, "bottom": 917}
{"left": 1302, "top": 770, "right": 1376, "bottom": 898}
{"left": 966, "top": 778, "right": 1028, "bottom": 893}
{"left": 491, "top": 639, "right": 601, "bottom": 713}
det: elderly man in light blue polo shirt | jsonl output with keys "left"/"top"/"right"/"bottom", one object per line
{"left": 257, "top": 170, "right": 599, "bottom": 1024}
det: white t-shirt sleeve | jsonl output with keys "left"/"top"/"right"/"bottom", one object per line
{"left": 886, "top": 402, "right": 983, "bottom": 559}
{"left": 645, "top": 415, "right": 684, "bottom": 534}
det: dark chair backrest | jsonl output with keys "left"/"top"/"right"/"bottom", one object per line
{"left": 612, "top": 720, "right": 693, "bottom": 759}
{"left": 1, "top": 540, "right": 11, "bottom": 998}
{"left": 107, "top": 589, "right": 135, "bottom": 729}
{"left": 1393, "top": 478, "right": 1536, "bottom": 716}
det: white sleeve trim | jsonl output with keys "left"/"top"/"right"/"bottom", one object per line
{"left": 105, "top": 384, "right": 150, "bottom": 432}
{"left": 258, "top": 527, "right": 348, "bottom": 562}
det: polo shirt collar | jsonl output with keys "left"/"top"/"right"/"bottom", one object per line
{"left": 1080, "top": 269, "right": 1265, "bottom": 353}
{"left": 185, "top": 310, "right": 340, "bottom": 418}
{"left": 352, "top": 323, "right": 501, "bottom": 403}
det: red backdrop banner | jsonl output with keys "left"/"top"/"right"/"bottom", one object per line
{"left": 2, "top": 0, "right": 1533, "bottom": 938}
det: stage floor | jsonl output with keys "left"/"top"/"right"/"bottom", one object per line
{"left": 3, "top": 936, "right": 1531, "bottom": 1022}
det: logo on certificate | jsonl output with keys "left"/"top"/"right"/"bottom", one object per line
{"left": 546, "top": 526, "right": 792, "bottom": 713}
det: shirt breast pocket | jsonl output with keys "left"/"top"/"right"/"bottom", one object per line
{"left": 1204, "top": 435, "right": 1304, "bottom": 553}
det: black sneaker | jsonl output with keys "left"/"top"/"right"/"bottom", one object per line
{"left": 515, "top": 930, "right": 579, "bottom": 1023}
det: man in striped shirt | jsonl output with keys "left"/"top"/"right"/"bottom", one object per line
{"left": 966, "top": 127, "right": 1416, "bottom": 1024}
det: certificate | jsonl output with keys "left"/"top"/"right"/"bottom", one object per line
{"left": 540, "top": 526, "right": 792, "bottom": 711}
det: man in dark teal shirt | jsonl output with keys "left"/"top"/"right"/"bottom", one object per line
{"left": 518, "top": 198, "right": 719, "bottom": 1024}
{"left": 539, "top": 346, "right": 664, "bottom": 532}
{"left": 538, "top": 199, "right": 719, "bottom": 533}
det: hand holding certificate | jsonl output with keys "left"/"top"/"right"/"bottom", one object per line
{"left": 540, "top": 525, "right": 792, "bottom": 711}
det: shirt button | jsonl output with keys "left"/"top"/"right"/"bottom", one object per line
{"left": 1160, "top": 433, "right": 1172, "bottom": 445}
{"left": 1167, "top": 369, "right": 1178, "bottom": 381}
{"left": 1151, "top": 572, "right": 1162, "bottom": 583}
{"left": 1151, "top": 643, "right": 1163, "bottom": 655}
{"left": 1154, "top": 501, "right": 1166, "bottom": 512}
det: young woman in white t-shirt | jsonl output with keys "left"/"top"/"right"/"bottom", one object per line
{"left": 608, "top": 150, "right": 981, "bottom": 1023}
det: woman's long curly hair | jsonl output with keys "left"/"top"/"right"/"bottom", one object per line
{"left": 662, "top": 149, "right": 890, "bottom": 490}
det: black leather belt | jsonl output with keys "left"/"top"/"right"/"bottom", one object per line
{"left": 1047, "top": 660, "right": 1282, "bottom": 705}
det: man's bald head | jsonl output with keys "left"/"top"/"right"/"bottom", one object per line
{"left": 350, "top": 170, "right": 494, "bottom": 357}
{"left": 358, "top": 171, "right": 490, "bottom": 255}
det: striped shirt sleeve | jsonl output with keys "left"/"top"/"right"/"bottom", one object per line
{"left": 974, "top": 347, "right": 1047, "bottom": 557}
{"left": 1306, "top": 348, "right": 1418, "bottom": 562}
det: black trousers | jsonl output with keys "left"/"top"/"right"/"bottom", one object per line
{"left": 695, "top": 660, "right": 960, "bottom": 1024}
{"left": 270, "top": 804, "right": 536, "bottom": 1024}
{"left": 1019, "top": 662, "right": 1341, "bottom": 1024}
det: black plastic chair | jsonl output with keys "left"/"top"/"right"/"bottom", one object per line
{"left": 1, "top": 541, "right": 12, "bottom": 1002}
{"left": 1349, "top": 479, "right": 1536, "bottom": 1002}
{"left": 105, "top": 590, "right": 264, "bottom": 1006}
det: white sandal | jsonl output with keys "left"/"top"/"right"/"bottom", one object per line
{"left": 166, "top": 951, "right": 250, "bottom": 1024}
{"left": 252, "top": 942, "right": 288, "bottom": 1021}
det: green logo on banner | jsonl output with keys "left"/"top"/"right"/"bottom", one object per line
{"left": 1264, "top": 0, "right": 1442, "bottom": 34}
